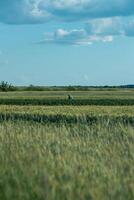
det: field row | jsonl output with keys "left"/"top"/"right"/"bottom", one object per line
{"left": 0, "top": 105, "right": 134, "bottom": 115}
{"left": 0, "top": 105, "right": 133, "bottom": 124}
{"left": 0, "top": 90, "right": 134, "bottom": 99}
{"left": 0, "top": 98, "right": 134, "bottom": 105}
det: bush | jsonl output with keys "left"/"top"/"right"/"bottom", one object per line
{"left": 0, "top": 81, "right": 17, "bottom": 92}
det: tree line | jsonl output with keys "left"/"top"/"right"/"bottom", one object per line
{"left": 0, "top": 81, "right": 133, "bottom": 92}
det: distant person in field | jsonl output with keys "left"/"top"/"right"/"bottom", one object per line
{"left": 68, "top": 94, "right": 73, "bottom": 100}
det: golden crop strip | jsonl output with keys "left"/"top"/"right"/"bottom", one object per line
{"left": 0, "top": 105, "right": 133, "bottom": 116}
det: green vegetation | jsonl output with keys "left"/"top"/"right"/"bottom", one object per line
{"left": 0, "top": 90, "right": 134, "bottom": 99}
{"left": 0, "top": 105, "right": 133, "bottom": 124}
{"left": 0, "top": 81, "right": 16, "bottom": 92}
{"left": 0, "top": 89, "right": 133, "bottom": 200}
{"left": 0, "top": 98, "right": 134, "bottom": 106}
{"left": 0, "top": 121, "right": 133, "bottom": 200}
{"left": 0, "top": 81, "right": 134, "bottom": 92}
{"left": 0, "top": 89, "right": 134, "bottom": 105}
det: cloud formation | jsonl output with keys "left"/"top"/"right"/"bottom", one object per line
{"left": 38, "top": 17, "right": 134, "bottom": 45}
{"left": 0, "top": 0, "right": 51, "bottom": 24}
{"left": 40, "top": 0, "right": 134, "bottom": 20}
{"left": 87, "top": 17, "right": 134, "bottom": 37}
{"left": 38, "top": 28, "right": 113, "bottom": 45}
{"left": 39, "top": 29, "right": 92, "bottom": 45}
{"left": 1, "top": 0, "right": 134, "bottom": 24}
{"left": 1, "top": 1, "right": 134, "bottom": 44}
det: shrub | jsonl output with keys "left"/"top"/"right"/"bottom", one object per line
{"left": 0, "top": 81, "right": 17, "bottom": 92}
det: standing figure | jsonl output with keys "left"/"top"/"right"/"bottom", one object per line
{"left": 68, "top": 94, "right": 73, "bottom": 100}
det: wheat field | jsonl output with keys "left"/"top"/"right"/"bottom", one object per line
{"left": 0, "top": 90, "right": 134, "bottom": 200}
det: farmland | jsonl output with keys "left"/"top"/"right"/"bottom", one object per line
{"left": 0, "top": 89, "right": 134, "bottom": 99}
{"left": 0, "top": 105, "right": 134, "bottom": 124}
{"left": 0, "top": 89, "right": 134, "bottom": 200}
{"left": 0, "top": 89, "right": 134, "bottom": 105}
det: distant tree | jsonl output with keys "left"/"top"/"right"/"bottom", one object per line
{"left": 26, "top": 84, "right": 45, "bottom": 91}
{"left": 0, "top": 81, "right": 16, "bottom": 92}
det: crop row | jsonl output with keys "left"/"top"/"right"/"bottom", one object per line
{"left": 0, "top": 112, "right": 133, "bottom": 125}
{"left": 0, "top": 98, "right": 134, "bottom": 105}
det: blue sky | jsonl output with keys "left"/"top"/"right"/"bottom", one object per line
{"left": 0, "top": 0, "right": 134, "bottom": 86}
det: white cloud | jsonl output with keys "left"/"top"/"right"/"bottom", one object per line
{"left": 37, "top": 28, "right": 113, "bottom": 45}
{"left": 87, "top": 17, "right": 134, "bottom": 37}
{"left": 1, "top": 0, "right": 134, "bottom": 24}
{"left": 1, "top": 1, "right": 134, "bottom": 45}
{"left": 38, "top": 29, "right": 89, "bottom": 45}
{"left": 86, "top": 18, "right": 123, "bottom": 36}
{"left": 37, "top": 16, "right": 134, "bottom": 45}
{"left": 0, "top": 0, "right": 51, "bottom": 24}
{"left": 39, "top": 0, "right": 134, "bottom": 20}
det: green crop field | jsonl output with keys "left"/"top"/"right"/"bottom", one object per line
{"left": 0, "top": 89, "right": 134, "bottom": 200}
{"left": 0, "top": 89, "right": 134, "bottom": 99}
{"left": 0, "top": 121, "right": 134, "bottom": 200}
{"left": 0, "top": 105, "right": 133, "bottom": 124}
{"left": 0, "top": 89, "right": 134, "bottom": 105}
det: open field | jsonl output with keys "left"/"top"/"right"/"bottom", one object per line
{"left": 0, "top": 90, "right": 134, "bottom": 99}
{"left": 0, "top": 89, "right": 134, "bottom": 105}
{"left": 0, "top": 105, "right": 134, "bottom": 115}
{"left": 0, "top": 121, "right": 134, "bottom": 200}
{"left": 0, "top": 90, "right": 134, "bottom": 200}
{"left": 0, "top": 105, "right": 133, "bottom": 124}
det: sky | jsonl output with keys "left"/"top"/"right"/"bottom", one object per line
{"left": 0, "top": 0, "right": 134, "bottom": 86}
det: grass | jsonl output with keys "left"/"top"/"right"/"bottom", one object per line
{"left": 0, "top": 105, "right": 133, "bottom": 124}
{"left": 0, "top": 98, "right": 134, "bottom": 106}
{"left": 0, "top": 90, "right": 134, "bottom": 199}
{"left": 0, "top": 90, "right": 134, "bottom": 105}
{"left": 0, "top": 90, "right": 134, "bottom": 99}
{"left": 0, "top": 105, "right": 133, "bottom": 116}
{"left": 0, "top": 121, "right": 133, "bottom": 200}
